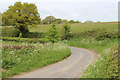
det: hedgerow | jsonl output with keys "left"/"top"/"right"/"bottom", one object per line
{"left": 2, "top": 27, "right": 20, "bottom": 37}
{"left": 105, "top": 44, "right": 118, "bottom": 78}
{"left": 1, "top": 37, "right": 49, "bottom": 43}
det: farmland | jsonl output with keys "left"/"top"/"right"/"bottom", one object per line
{"left": 1, "top": 23, "right": 118, "bottom": 78}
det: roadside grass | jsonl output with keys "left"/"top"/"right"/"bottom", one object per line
{"left": 2, "top": 42, "right": 71, "bottom": 78}
{"left": 66, "top": 37, "right": 118, "bottom": 78}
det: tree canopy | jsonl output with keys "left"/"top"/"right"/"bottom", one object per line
{"left": 2, "top": 2, "right": 41, "bottom": 33}
{"left": 69, "top": 20, "right": 75, "bottom": 23}
{"left": 42, "top": 16, "right": 56, "bottom": 24}
{"left": 55, "top": 19, "right": 62, "bottom": 24}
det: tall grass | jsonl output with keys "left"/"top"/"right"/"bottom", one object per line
{"left": 66, "top": 37, "right": 118, "bottom": 78}
{"left": 2, "top": 42, "right": 71, "bottom": 78}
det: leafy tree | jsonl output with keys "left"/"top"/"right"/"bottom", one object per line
{"left": 2, "top": 2, "right": 41, "bottom": 37}
{"left": 55, "top": 19, "right": 62, "bottom": 24}
{"left": 64, "top": 23, "right": 71, "bottom": 40}
{"left": 97, "top": 21, "right": 101, "bottom": 23}
{"left": 47, "top": 24, "right": 60, "bottom": 43}
{"left": 42, "top": 19, "right": 47, "bottom": 24}
{"left": 69, "top": 20, "right": 75, "bottom": 23}
{"left": 42, "top": 16, "right": 56, "bottom": 24}
{"left": 62, "top": 19, "right": 68, "bottom": 24}
{"left": 75, "top": 21, "right": 80, "bottom": 23}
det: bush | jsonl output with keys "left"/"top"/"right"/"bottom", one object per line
{"left": 2, "top": 27, "right": 20, "bottom": 37}
{"left": 23, "top": 32, "right": 47, "bottom": 38}
{"left": 2, "top": 27, "right": 47, "bottom": 38}
{"left": 47, "top": 24, "right": 60, "bottom": 43}
{"left": 105, "top": 44, "right": 118, "bottom": 78}
{"left": 96, "top": 32, "right": 118, "bottom": 40}
{"left": 63, "top": 23, "right": 71, "bottom": 40}
{"left": 1, "top": 37, "right": 49, "bottom": 43}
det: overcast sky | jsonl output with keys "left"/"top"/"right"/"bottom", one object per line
{"left": 0, "top": 0, "right": 119, "bottom": 22}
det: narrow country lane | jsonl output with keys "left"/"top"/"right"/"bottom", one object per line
{"left": 13, "top": 47, "right": 97, "bottom": 78}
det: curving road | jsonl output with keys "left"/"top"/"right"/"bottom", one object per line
{"left": 13, "top": 47, "right": 97, "bottom": 78}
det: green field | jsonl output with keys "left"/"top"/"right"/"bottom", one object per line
{"left": 1, "top": 23, "right": 119, "bottom": 78}
{"left": 28, "top": 23, "right": 118, "bottom": 38}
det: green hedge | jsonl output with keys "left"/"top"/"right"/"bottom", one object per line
{"left": 96, "top": 32, "right": 118, "bottom": 40}
{"left": 23, "top": 32, "right": 47, "bottom": 38}
{"left": 105, "top": 44, "right": 118, "bottom": 78}
{"left": 1, "top": 37, "right": 49, "bottom": 43}
{"left": 2, "top": 27, "right": 20, "bottom": 37}
{"left": 2, "top": 27, "right": 47, "bottom": 38}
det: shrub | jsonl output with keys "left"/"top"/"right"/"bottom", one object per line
{"left": 47, "top": 24, "right": 60, "bottom": 43}
{"left": 2, "top": 27, "right": 46, "bottom": 38}
{"left": 96, "top": 32, "right": 118, "bottom": 40}
{"left": 63, "top": 23, "right": 71, "bottom": 40}
{"left": 2, "top": 27, "right": 20, "bottom": 37}
{"left": 105, "top": 44, "right": 118, "bottom": 78}
{"left": 23, "top": 32, "right": 47, "bottom": 38}
{"left": 1, "top": 37, "right": 49, "bottom": 43}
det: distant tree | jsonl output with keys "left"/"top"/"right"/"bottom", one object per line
{"left": 62, "top": 19, "right": 68, "bottom": 24}
{"left": 42, "top": 19, "right": 47, "bottom": 24}
{"left": 63, "top": 23, "right": 71, "bottom": 40}
{"left": 69, "top": 20, "right": 75, "bottom": 23}
{"left": 97, "top": 21, "right": 101, "bottom": 23}
{"left": 55, "top": 19, "right": 62, "bottom": 24}
{"left": 2, "top": 2, "right": 41, "bottom": 37}
{"left": 42, "top": 16, "right": 56, "bottom": 24}
{"left": 47, "top": 24, "right": 60, "bottom": 43}
{"left": 75, "top": 21, "right": 80, "bottom": 23}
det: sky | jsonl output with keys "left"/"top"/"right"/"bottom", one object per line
{"left": 0, "top": 0, "right": 119, "bottom": 22}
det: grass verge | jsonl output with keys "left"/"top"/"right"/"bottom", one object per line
{"left": 2, "top": 43, "right": 71, "bottom": 78}
{"left": 66, "top": 37, "right": 118, "bottom": 78}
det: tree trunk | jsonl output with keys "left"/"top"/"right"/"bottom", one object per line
{"left": 18, "top": 25, "right": 29, "bottom": 38}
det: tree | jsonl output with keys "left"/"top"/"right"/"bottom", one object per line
{"left": 42, "top": 19, "right": 47, "bottom": 24}
{"left": 42, "top": 16, "right": 56, "bottom": 24}
{"left": 2, "top": 2, "right": 41, "bottom": 36}
{"left": 63, "top": 23, "right": 71, "bottom": 40}
{"left": 75, "top": 21, "right": 80, "bottom": 23}
{"left": 62, "top": 19, "right": 68, "bottom": 24}
{"left": 47, "top": 24, "right": 60, "bottom": 43}
{"left": 69, "top": 20, "right": 75, "bottom": 23}
{"left": 55, "top": 19, "right": 62, "bottom": 24}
